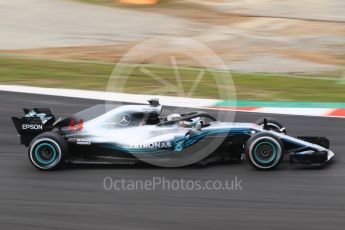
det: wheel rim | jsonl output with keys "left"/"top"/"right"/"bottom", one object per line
{"left": 248, "top": 136, "right": 282, "bottom": 169}
{"left": 253, "top": 141, "right": 277, "bottom": 164}
{"left": 34, "top": 143, "right": 57, "bottom": 165}
{"left": 29, "top": 138, "right": 62, "bottom": 169}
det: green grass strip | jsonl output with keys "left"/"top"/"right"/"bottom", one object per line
{"left": 0, "top": 56, "right": 344, "bottom": 102}
{"left": 215, "top": 100, "right": 345, "bottom": 108}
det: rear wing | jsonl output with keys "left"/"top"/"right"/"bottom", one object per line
{"left": 11, "top": 108, "right": 56, "bottom": 146}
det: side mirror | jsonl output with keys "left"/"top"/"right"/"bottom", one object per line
{"left": 195, "top": 123, "right": 202, "bottom": 131}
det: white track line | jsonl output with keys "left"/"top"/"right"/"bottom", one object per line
{"left": 0, "top": 85, "right": 219, "bottom": 108}
{"left": 0, "top": 85, "right": 343, "bottom": 118}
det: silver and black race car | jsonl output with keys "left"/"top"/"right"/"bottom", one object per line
{"left": 11, "top": 99, "right": 334, "bottom": 170}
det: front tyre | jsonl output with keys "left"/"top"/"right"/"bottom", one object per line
{"left": 28, "top": 132, "right": 68, "bottom": 170}
{"left": 245, "top": 133, "right": 284, "bottom": 170}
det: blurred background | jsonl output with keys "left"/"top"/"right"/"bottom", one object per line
{"left": 0, "top": 0, "right": 344, "bottom": 101}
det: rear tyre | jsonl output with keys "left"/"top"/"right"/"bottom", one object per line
{"left": 256, "top": 118, "right": 286, "bottom": 134}
{"left": 245, "top": 133, "right": 284, "bottom": 170}
{"left": 28, "top": 132, "right": 68, "bottom": 170}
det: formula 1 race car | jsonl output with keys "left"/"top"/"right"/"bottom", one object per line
{"left": 11, "top": 99, "right": 334, "bottom": 170}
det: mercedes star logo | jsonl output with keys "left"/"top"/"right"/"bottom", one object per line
{"left": 118, "top": 114, "right": 131, "bottom": 127}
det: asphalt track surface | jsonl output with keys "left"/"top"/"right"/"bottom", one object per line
{"left": 0, "top": 91, "right": 344, "bottom": 230}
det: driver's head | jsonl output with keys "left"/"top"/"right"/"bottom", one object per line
{"left": 166, "top": 113, "right": 181, "bottom": 121}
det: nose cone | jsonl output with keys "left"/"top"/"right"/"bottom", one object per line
{"left": 327, "top": 150, "right": 335, "bottom": 161}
